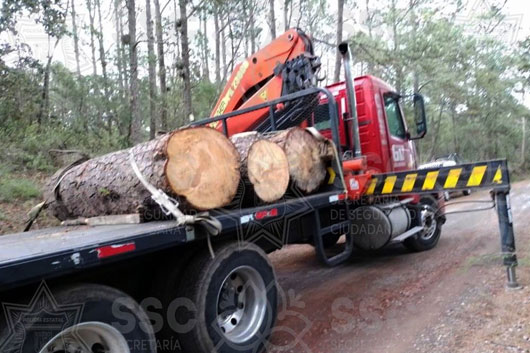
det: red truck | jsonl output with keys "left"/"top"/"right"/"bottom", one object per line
{"left": 0, "top": 30, "right": 517, "bottom": 353}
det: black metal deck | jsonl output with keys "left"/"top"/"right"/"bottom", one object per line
{"left": 0, "top": 190, "right": 345, "bottom": 291}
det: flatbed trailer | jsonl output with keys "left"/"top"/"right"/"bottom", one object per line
{"left": 0, "top": 88, "right": 519, "bottom": 353}
{"left": 0, "top": 189, "right": 345, "bottom": 291}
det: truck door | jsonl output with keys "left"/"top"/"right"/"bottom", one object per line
{"left": 382, "top": 93, "right": 415, "bottom": 172}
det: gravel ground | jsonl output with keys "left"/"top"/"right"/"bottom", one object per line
{"left": 267, "top": 180, "right": 530, "bottom": 353}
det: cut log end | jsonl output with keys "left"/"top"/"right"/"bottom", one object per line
{"left": 247, "top": 140, "right": 289, "bottom": 202}
{"left": 165, "top": 127, "right": 240, "bottom": 210}
{"left": 269, "top": 127, "right": 326, "bottom": 193}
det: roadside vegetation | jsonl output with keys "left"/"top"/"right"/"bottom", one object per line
{"left": 0, "top": 0, "right": 529, "bottom": 232}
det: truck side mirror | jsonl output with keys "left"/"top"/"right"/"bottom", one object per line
{"left": 410, "top": 93, "right": 427, "bottom": 140}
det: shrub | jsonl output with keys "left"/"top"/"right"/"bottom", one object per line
{"left": 0, "top": 177, "right": 41, "bottom": 202}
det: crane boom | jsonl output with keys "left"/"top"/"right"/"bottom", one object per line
{"left": 209, "top": 28, "right": 320, "bottom": 136}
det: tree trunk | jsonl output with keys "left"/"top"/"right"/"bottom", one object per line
{"left": 37, "top": 37, "right": 59, "bottom": 125}
{"left": 522, "top": 115, "right": 527, "bottom": 168}
{"left": 428, "top": 102, "right": 445, "bottom": 160}
{"left": 178, "top": 0, "right": 192, "bottom": 121}
{"left": 70, "top": 0, "right": 81, "bottom": 76}
{"left": 96, "top": 0, "right": 113, "bottom": 133}
{"left": 118, "top": 0, "right": 129, "bottom": 91}
{"left": 249, "top": 1, "right": 256, "bottom": 54}
{"left": 201, "top": 9, "right": 210, "bottom": 81}
{"left": 334, "top": 0, "right": 344, "bottom": 83}
{"left": 45, "top": 127, "right": 241, "bottom": 220}
{"left": 267, "top": 127, "right": 326, "bottom": 193}
{"left": 230, "top": 132, "right": 290, "bottom": 202}
{"left": 153, "top": 0, "right": 168, "bottom": 131}
{"left": 221, "top": 13, "right": 227, "bottom": 79}
{"left": 37, "top": 55, "right": 52, "bottom": 125}
{"left": 269, "top": 0, "right": 276, "bottom": 38}
{"left": 283, "top": 0, "right": 289, "bottom": 31}
{"left": 214, "top": 6, "right": 221, "bottom": 83}
{"left": 126, "top": 0, "right": 142, "bottom": 144}
{"left": 86, "top": 0, "right": 98, "bottom": 76}
{"left": 146, "top": 0, "right": 157, "bottom": 139}
{"left": 114, "top": 0, "right": 125, "bottom": 94}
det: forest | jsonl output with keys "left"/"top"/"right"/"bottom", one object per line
{"left": 0, "top": 0, "right": 529, "bottom": 231}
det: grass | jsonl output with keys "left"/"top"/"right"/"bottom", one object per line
{"left": 0, "top": 177, "right": 41, "bottom": 202}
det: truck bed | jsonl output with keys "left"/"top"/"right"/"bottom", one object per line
{"left": 0, "top": 190, "right": 344, "bottom": 291}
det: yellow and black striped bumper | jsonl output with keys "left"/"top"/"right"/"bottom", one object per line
{"left": 365, "top": 159, "right": 509, "bottom": 196}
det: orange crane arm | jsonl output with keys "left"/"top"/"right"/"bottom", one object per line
{"left": 209, "top": 29, "right": 319, "bottom": 136}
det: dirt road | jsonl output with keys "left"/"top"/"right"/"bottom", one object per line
{"left": 267, "top": 180, "right": 530, "bottom": 353}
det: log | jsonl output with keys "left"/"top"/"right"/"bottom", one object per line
{"left": 248, "top": 140, "right": 290, "bottom": 202}
{"left": 44, "top": 127, "right": 240, "bottom": 220}
{"left": 230, "top": 132, "right": 289, "bottom": 203}
{"left": 266, "top": 127, "right": 327, "bottom": 193}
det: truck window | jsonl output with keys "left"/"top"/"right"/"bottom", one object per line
{"left": 384, "top": 95, "right": 406, "bottom": 139}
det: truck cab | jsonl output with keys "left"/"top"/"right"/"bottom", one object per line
{"left": 316, "top": 75, "right": 426, "bottom": 175}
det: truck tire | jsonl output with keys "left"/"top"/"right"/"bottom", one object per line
{"left": 174, "top": 242, "right": 277, "bottom": 353}
{"left": 0, "top": 284, "right": 156, "bottom": 353}
{"left": 404, "top": 196, "right": 443, "bottom": 252}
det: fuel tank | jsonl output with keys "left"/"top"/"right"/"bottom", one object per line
{"left": 351, "top": 204, "right": 411, "bottom": 250}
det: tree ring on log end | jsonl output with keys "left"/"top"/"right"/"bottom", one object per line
{"left": 283, "top": 128, "right": 326, "bottom": 193}
{"left": 247, "top": 140, "right": 289, "bottom": 202}
{"left": 165, "top": 127, "right": 240, "bottom": 210}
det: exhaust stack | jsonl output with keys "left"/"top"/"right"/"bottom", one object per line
{"left": 338, "top": 42, "right": 361, "bottom": 158}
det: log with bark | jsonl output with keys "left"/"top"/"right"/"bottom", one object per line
{"left": 230, "top": 132, "right": 290, "bottom": 203}
{"left": 266, "top": 127, "right": 327, "bottom": 193}
{"left": 44, "top": 127, "right": 240, "bottom": 220}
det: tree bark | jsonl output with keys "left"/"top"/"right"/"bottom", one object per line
{"left": 146, "top": 0, "right": 157, "bottom": 139}
{"left": 179, "top": 0, "right": 193, "bottom": 120}
{"left": 70, "top": 0, "right": 81, "bottom": 76}
{"left": 126, "top": 0, "right": 142, "bottom": 143}
{"left": 334, "top": 0, "right": 344, "bottom": 82}
{"left": 153, "top": 0, "right": 168, "bottom": 131}
{"left": 267, "top": 127, "right": 327, "bottom": 193}
{"left": 45, "top": 127, "right": 241, "bottom": 220}
{"left": 269, "top": 0, "right": 276, "bottom": 38}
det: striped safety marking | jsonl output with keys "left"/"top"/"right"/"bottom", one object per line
{"left": 467, "top": 165, "right": 487, "bottom": 186}
{"left": 364, "top": 159, "right": 509, "bottom": 196}
{"left": 401, "top": 173, "right": 417, "bottom": 192}
{"left": 444, "top": 168, "right": 461, "bottom": 188}
{"left": 422, "top": 171, "right": 439, "bottom": 190}
{"left": 382, "top": 176, "right": 397, "bottom": 194}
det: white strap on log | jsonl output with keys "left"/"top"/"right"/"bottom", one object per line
{"left": 128, "top": 152, "right": 222, "bottom": 239}
{"left": 129, "top": 151, "right": 193, "bottom": 224}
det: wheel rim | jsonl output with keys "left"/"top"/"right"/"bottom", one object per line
{"left": 39, "top": 322, "right": 130, "bottom": 353}
{"left": 216, "top": 265, "right": 267, "bottom": 344}
{"left": 420, "top": 205, "right": 437, "bottom": 240}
